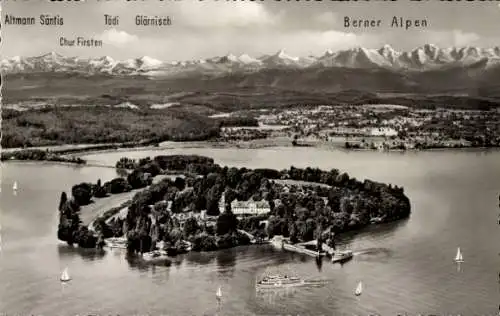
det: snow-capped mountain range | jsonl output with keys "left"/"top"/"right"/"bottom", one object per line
{"left": 3, "top": 44, "right": 500, "bottom": 76}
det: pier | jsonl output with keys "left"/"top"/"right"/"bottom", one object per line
{"left": 270, "top": 236, "right": 328, "bottom": 258}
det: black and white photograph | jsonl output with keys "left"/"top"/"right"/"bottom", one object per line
{"left": 1, "top": 0, "right": 499, "bottom": 315}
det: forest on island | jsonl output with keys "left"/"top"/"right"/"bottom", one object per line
{"left": 57, "top": 155, "right": 411, "bottom": 252}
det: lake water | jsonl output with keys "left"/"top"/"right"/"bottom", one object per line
{"left": 1, "top": 147, "right": 499, "bottom": 315}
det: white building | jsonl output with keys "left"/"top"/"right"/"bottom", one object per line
{"left": 219, "top": 194, "right": 271, "bottom": 216}
{"left": 231, "top": 199, "right": 271, "bottom": 216}
{"left": 370, "top": 127, "right": 398, "bottom": 137}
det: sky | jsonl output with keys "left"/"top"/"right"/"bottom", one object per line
{"left": 1, "top": 0, "right": 500, "bottom": 60}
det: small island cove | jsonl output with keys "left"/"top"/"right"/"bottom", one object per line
{"left": 57, "top": 154, "right": 411, "bottom": 257}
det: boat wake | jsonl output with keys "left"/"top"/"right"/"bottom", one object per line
{"left": 256, "top": 278, "right": 330, "bottom": 292}
{"left": 352, "top": 247, "right": 393, "bottom": 261}
{"left": 302, "top": 279, "right": 330, "bottom": 287}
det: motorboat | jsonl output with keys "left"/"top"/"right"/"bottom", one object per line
{"left": 166, "top": 241, "right": 192, "bottom": 256}
{"left": 177, "top": 241, "right": 192, "bottom": 254}
{"left": 142, "top": 250, "right": 171, "bottom": 264}
{"left": 256, "top": 274, "right": 305, "bottom": 289}
{"left": 105, "top": 237, "right": 127, "bottom": 249}
{"left": 331, "top": 250, "right": 353, "bottom": 263}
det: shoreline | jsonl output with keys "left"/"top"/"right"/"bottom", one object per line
{"left": 1, "top": 159, "right": 117, "bottom": 169}
{"left": 3, "top": 138, "right": 500, "bottom": 163}
{"left": 83, "top": 174, "right": 172, "bottom": 228}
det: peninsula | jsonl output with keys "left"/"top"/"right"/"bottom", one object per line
{"left": 57, "top": 154, "right": 411, "bottom": 253}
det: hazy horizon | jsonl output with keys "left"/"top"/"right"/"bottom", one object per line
{"left": 2, "top": 1, "right": 500, "bottom": 60}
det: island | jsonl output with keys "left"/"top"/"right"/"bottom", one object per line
{"left": 57, "top": 154, "right": 411, "bottom": 255}
{"left": 1, "top": 149, "right": 86, "bottom": 164}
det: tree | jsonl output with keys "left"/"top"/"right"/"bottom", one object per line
{"left": 174, "top": 177, "right": 186, "bottom": 191}
{"left": 288, "top": 221, "right": 298, "bottom": 243}
{"left": 116, "top": 157, "right": 137, "bottom": 170}
{"left": 109, "top": 178, "right": 131, "bottom": 194}
{"left": 94, "top": 178, "right": 107, "bottom": 198}
{"left": 127, "top": 170, "right": 149, "bottom": 189}
{"left": 75, "top": 226, "right": 97, "bottom": 248}
{"left": 216, "top": 210, "right": 238, "bottom": 235}
{"left": 169, "top": 228, "right": 183, "bottom": 244}
{"left": 183, "top": 217, "right": 200, "bottom": 238}
{"left": 206, "top": 186, "right": 222, "bottom": 216}
{"left": 191, "top": 232, "right": 218, "bottom": 251}
{"left": 94, "top": 217, "right": 114, "bottom": 238}
{"left": 71, "top": 183, "right": 93, "bottom": 205}
{"left": 58, "top": 191, "right": 68, "bottom": 211}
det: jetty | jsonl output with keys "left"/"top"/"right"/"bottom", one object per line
{"left": 284, "top": 243, "right": 326, "bottom": 257}
{"left": 298, "top": 240, "right": 336, "bottom": 256}
{"left": 270, "top": 236, "right": 327, "bottom": 258}
{"left": 237, "top": 229, "right": 256, "bottom": 243}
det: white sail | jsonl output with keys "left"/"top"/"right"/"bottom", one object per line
{"left": 216, "top": 286, "right": 222, "bottom": 299}
{"left": 355, "top": 281, "right": 363, "bottom": 296}
{"left": 60, "top": 267, "right": 71, "bottom": 282}
{"left": 455, "top": 247, "right": 464, "bottom": 262}
{"left": 13, "top": 181, "right": 18, "bottom": 191}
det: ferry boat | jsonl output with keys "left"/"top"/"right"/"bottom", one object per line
{"left": 256, "top": 274, "right": 305, "bottom": 289}
{"left": 331, "top": 250, "right": 354, "bottom": 263}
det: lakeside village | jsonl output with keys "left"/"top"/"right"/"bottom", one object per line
{"left": 218, "top": 104, "right": 500, "bottom": 150}
{"left": 2, "top": 103, "right": 499, "bottom": 166}
{"left": 57, "top": 154, "right": 411, "bottom": 265}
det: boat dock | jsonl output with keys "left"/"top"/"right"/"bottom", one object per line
{"left": 283, "top": 243, "right": 326, "bottom": 257}
{"left": 271, "top": 236, "right": 326, "bottom": 258}
{"left": 271, "top": 236, "right": 350, "bottom": 258}
{"left": 297, "top": 240, "right": 336, "bottom": 256}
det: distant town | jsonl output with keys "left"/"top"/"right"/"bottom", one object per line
{"left": 218, "top": 104, "right": 500, "bottom": 150}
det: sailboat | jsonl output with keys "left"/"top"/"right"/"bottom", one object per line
{"left": 216, "top": 286, "right": 222, "bottom": 300}
{"left": 13, "top": 181, "right": 18, "bottom": 191}
{"left": 354, "top": 281, "right": 363, "bottom": 296}
{"left": 60, "top": 267, "right": 71, "bottom": 282}
{"left": 455, "top": 247, "right": 464, "bottom": 263}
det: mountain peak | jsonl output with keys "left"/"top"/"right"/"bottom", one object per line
{"left": 138, "top": 55, "right": 159, "bottom": 61}
{"left": 212, "top": 53, "right": 239, "bottom": 64}
{"left": 225, "top": 53, "right": 238, "bottom": 61}
{"left": 323, "top": 49, "right": 334, "bottom": 57}
{"left": 274, "top": 49, "right": 298, "bottom": 61}
{"left": 137, "top": 56, "right": 162, "bottom": 65}
{"left": 41, "top": 51, "right": 63, "bottom": 59}
{"left": 380, "top": 44, "right": 394, "bottom": 51}
{"left": 275, "top": 49, "right": 287, "bottom": 57}
{"left": 238, "top": 53, "right": 260, "bottom": 64}
{"left": 98, "top": 55, "right": 114, "bottom": 62}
